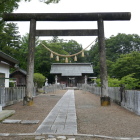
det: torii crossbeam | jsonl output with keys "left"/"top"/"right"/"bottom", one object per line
{"left": 2, "top": 12, "right": 131, "bottom": 106}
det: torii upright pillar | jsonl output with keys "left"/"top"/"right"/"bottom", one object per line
{"left": 98, "top": 18, "right": 110, "bottom": 106}
{"left": 25, "top": 19, "right": 36, "bottom": 105}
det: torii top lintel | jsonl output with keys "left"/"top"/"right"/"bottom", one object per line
{"left": 3, "top": 12, "right": 131, "bottom": 21}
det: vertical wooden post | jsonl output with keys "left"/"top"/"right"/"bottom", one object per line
{"left": 98, "top": 18, "right": 110, "bottom": 106}
{"left": 25, "top": 19, "right": 36, "bottom": 105}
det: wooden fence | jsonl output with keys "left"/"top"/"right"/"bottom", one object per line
{"left": 80, "top": 84, "right": 140, "bottom": 115}
{"left": 0, "top": 87, "right": 36, "bottom": 107}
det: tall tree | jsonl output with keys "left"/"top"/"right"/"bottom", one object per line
{"left": 89, "top": 34, "right": 140, "bottom": 77}
{"left": 106, "top": 33, "right": 140, "bottom": 61}
{"left": 110, "top": 51, "right": 140, "bottom": 79}
{"left": 0, "top": 22, "right": 21, "bottom": 57}
{"left": 18, "top": 33, "right": 39, "bottom": 70}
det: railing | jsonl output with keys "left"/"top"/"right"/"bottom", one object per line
{"left": 80, "top": 84, "right": 140, "bottom": 115}
{"left": 0, "top": 87, "right": 36, "bottom": 107}
{"left": 43, "top": 84, "right": 66, "bottom": 94}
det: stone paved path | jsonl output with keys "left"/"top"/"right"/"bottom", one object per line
{"left": 35, "top": 90, "right": 77, "bottom": 135}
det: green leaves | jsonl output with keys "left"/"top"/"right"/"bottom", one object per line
{"left": 34, "top": 73, "right": 46, "bottom": 88}
{"left": 44, "top": 0, "right": 60, "bottom": 4}
{"left": 111, "top": 51, "right": 140, "bottom": 80}
{"left": 0, "top": 22, "right": 21, "bottom": 58}
{"left": 120, "top": 73, "right": 140, "bottom": 90}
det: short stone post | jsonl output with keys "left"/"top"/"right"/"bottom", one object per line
{"left": 55, "top": 75, "right": 58, "bottom": 84}
{"left": 84, "top": 75, "right": 87, "bottom": 84}
{"left": 0, "top": 106, "right": 2, "bottom": 112}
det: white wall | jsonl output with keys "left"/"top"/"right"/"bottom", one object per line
{"left": 0, "top": 62, "right": 10, "bottom": 87}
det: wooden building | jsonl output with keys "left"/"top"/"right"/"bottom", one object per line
{"left": 0, "top": 51, "right": 19, "bottom": 87}
{"left": 10, "top": 69, "right": 27, "bottom": 87}
{"left": 50, "top": 63, "right": 93, "bottom": 87}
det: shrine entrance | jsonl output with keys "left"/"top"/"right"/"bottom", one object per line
{"left": 68, "top": 77, "right": 75, "bottom": 87}
{"left": 3, "top": 12, "right": 131, "bottom": 106}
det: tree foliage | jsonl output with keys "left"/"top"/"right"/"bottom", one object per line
{"left": 120, "top": 73, "right": 140, "bottom": 90}
{"left": 34, "top": 73, "right": 46, "bottom": 88}
{"left": 106, "top": 33, "right": 140, "bottom": 61}
{"left": 0, "top": 22, "right": 20, "bottom": 57}
{"left": 110, "top": 51, "right": 140, "bottom": 79}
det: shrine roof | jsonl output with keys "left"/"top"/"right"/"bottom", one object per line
{"left": 50, "top": 63, "right": 93, "bottom": 76}
{"left": 0, "top": 51, "right": 19, "bottom": 67}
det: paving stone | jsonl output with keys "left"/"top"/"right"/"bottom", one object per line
{"left": 35, "top": 136, "right": 46, "bottom": 140}
{"left": 57, "top": 136, "right": 66, "bottom": 140}
{"left": 0, "top": 133, "right": 9, "bottom": 136}
{"left": 48, "top": 135, "right": 55, "bottom": 138}
{"left": 46, "top": 138, "right": 56, "bottom": 140}
{"left": 67, "top": 138, "right": 75, "bottom": 140}
{"left": 51, "top": 124, "right": 64, "bottom": 130}
{"left": 0, "top": 110, "right": 15, "bottom": 121}
{"left": 35, "top": 90, "right": 77, "bottom": 135}
{"left": 55, "top": 118, "right": 66, "bottom": 123}
{"left": 35, "top": 125, "right": 52, "bottom": 133}
{"left": 2, "top": 119, "right": 21, "bottom": 124}
{"left": 53, "top": 122, "right": 65, "bottom": 125}
{"left": 65, "top": 122, "right": 77, "bottom": 125}
{"left": 57, "top": 114, "right": 67, "bottom": 117}
{"left": 42, "top": 121, "right": 54, "bottom": 125}
{"left": 21, "top": 120, "right": 39, "bottom": 124}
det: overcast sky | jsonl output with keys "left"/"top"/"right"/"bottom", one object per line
{"left": 12, "top": 0, "right": 140, "bottom": 48}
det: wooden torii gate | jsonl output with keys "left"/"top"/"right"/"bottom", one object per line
{"left": 3, "top": 12, "right": 131, "bottom": 105}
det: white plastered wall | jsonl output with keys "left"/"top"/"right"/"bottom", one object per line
{"left": 0, "top": 62, "right": 10, "bottom": 87}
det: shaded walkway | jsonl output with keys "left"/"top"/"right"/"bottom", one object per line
{"left": 35, "top": 90, "right": 77, "bottom": 135}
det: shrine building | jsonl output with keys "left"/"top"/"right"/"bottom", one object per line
{"left": 50, "top": 63, "right": 93, "bottom": 87}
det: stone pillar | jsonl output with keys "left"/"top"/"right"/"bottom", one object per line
{"left": 25, "top": 19, "right": 36, "bottom": 106}
{"left": 98, "top": 18, "right": 110, "bottom": 106}
{"left": 0, "top": 106, "right": 2, "bottom": 112}
{"left": 45, "top": 78, "right": 48, "bottom": 86}
{"left": 84, "top": 75, "right": 87, "bottom": 84}
{"left": 55, "top": 75, "right": 58, "bottom": 84}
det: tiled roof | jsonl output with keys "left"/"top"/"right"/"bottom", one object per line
{"left": 0, "top": 51, "right": 19, "bottom": 66}
{"left": 50, "top": 63, "right": 93, "bottom": 76}
{"left": 10, "top": 69, "right": 27, "bottom": 76}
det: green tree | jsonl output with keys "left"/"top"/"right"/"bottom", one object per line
{"left": 0, "top": 0, "right": 59, "bottom": 17}
{"left": 106, "top": 33, "right": 140, "bottom": 61}
{"left": 34, "top": 73, "right": 46, "bottom": 88}
{"left": 111, "top": 51, "right": 140, "bottom": 79}
{"left": 18, "top": 33, "right": 39, "bottom": 70}
{"left": 88, "top": 34, "right": 140, "bottom": 77}
{"left": 120, "top": 73, "right": 140, "bottom": 89}
{"left": 89, "top": 39, "right": 100, "bottom": 76}
{"left": 0, "top": 0, "right": 60, "bottom": 32}
{"left": 34, "top": 40, "right": 69, "bottom": 83}
{"left": 95, "top": 77, "right": 120, "bottom": 87}
{"left": 61, "top": 39, "right": 88, "bottom": 63}
{"left": 44, "top": 0, "right": 60, "bottom": 4}
{"left": 0, "top": 22, "right": 21, "bottom": 57}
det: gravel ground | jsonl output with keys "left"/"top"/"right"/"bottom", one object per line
{"left": 0, "top": 90, "right": 66, "bottom": 133}
{"left": 75, "top": 90, "right": 140, "bottom": 138}
{"left": 0, "top": 89, "right": 140, "bottom": 140}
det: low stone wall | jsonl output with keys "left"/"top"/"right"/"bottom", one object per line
{"left": 43, "top": 84, "right": 66, "bottom": 94}
{"left": 81, "top": 84, "right": 140, "bottom": 115}
{"left": 0, "top": 87, "right": 36, "bottom": 107}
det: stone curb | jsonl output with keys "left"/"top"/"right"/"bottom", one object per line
{"left": 0, "top": 110, "right": 15, "bottom": 121}
{"left": 0, "top": 133, "right": 140, "bottom": 140}
{"left": 2, "top": 119, "right": 40, "bottom": 124}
